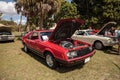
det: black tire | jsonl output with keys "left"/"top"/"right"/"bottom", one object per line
{"left": 45, "top": 53, "right": 58, "bottom": 69}
{"left": 107, "top": 46, "right": 113, "bottom": 49}
{"left": 12, "top": 40, "right": 14, "bottom": 42}
{"left": 94, "top": 41, "right": 104, "bottom": 50}
{"left": 10, "top": 40, "right": 14, "bottom": 42}
{"left": 24, "top": 44, "right": 28, "bottom": 52}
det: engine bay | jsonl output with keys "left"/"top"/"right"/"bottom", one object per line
{"left": 59, "top": 41, "right": 74, "bottom": 49}
{"left": 58, "top": 39, "right": 85, "bottom": 49}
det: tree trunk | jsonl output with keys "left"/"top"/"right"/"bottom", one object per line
{"left": 39, "top": 15, "right": 43, "bottom": 30}
{"left": 18, "top": 12, "right": 22, "bottom": 32}
{"left": 26, "top": 25, "right": 30, "bottom": 32}
{"left": 25, "top": 17, "right": 30, "bottom": 32}
{"left": 0, "top": 13, "right": 2, "bottom": 21}
{"left": 38, "top": 2, "right": 43, "bottom": 30}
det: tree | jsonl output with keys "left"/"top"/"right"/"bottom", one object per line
{"left": 54, "top": 0, "right": 80, "bottom": 22}
{"left": 72, "top": 0, "right": 120, "bottom": 28}
{"left": 102, "top": 0, "right": 120, "bottom": 23}
{"left": 15, "top": 0, "right": 30, "bottom": 31}
{"left": 15, "top": 0, "right": 61, "bottom": 31}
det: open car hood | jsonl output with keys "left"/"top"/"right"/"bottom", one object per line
{"left": 49, "top": 18, "right": 84, "bottom": 41}
{"left": 0, "top": 24, "right": 11, "bottom": 32}
{"left": 97, "top": 21, "right": 117, "bottom": 35}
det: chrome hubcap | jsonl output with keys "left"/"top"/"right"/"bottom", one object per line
{"left": 24, "top": 45, "right": 27, "bottom": 52}
{"left": 95, "top": 42, "right": 102, "bottom": 49}
{"left": 46, "top": 55, "right": 53, "bottom": 67}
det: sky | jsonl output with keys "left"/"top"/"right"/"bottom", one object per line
{"left": 0, "top": 0, "right": 26, "bottom": 25}
{"left": 0, "top": 0, "right": 72, "bottom": 25}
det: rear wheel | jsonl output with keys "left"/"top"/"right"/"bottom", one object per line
{"left": 45, "top": 53, "right": 58, "bottom": 69}
{"left": 94, "top": 41, "right": 104, "bottom": 50}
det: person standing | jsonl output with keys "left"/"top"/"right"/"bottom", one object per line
{"left": 117, "top": 30, "right": 120, "bottom": 55}
{"left": 110, "top": 26, "right": 116, "bottom": 36}
{"left": 118, "top": 40, "right": 120, "bottom": 55}
{"left": 115, "top": 28, "right": 120, "bottom": 55}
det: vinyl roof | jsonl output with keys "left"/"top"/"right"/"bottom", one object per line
{"left": 0, "top": 23, "right": 10, "bottom": 27}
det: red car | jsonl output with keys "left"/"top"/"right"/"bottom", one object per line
{"left": 22, "top": 18, "right": 96, "bottom": 68}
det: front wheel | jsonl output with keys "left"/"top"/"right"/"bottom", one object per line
{"left": 94, "top": 41, "right": 104, "bottom": 50}
{"left": 24, "top": 44, "right": 28, "bottom": 52}
{"left": 45, "top": 53, "right": 58, "bottom": 69}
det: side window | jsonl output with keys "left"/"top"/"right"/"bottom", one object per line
{"left": 28, "top": 32, "right": 38, "bottom": 40}
{"left": 76, "top": 31, "right": 85, "bottom": 35}
{"left": 84, "top": 32, "right": 88, "bottom": 36}
{"left": 40, "top": 32, "right": 52, "bottom": 41}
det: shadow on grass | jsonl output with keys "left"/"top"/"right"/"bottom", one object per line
{"left": 0, "top": 41, "right": 14, "bottom": 43}
{"left": 55, "top": 64, "right": 84, "bottom": 73}
{"left": 103, "top": 47, "right": 119, "bottom": 55}
{"left": 112, "top": 61, "right": 120, "bottom": 70}
{"left": 21, "top": 48, "right": 46, "bottom": 66}
{"left": 21, "top": 48, "right": 84, "bottom": 73}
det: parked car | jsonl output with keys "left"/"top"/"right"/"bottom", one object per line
{"left": 0, "top": 24, "right": 15, "bottom": 42}
{"left": 72, "top": 22, "right": 118, "bottom": 50}
{"left": 22, "top": 18, "right": 96, "bottom": 68}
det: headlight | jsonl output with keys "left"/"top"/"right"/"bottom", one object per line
{"left": 107, "top": 39, "right": 112, "bottom": 43}
{"left": 67, "top": 51, "right": 78, "bottom": 59}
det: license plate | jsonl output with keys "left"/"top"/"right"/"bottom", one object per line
{"left": 84, "top": 57, "right": 90, "bottom": 63}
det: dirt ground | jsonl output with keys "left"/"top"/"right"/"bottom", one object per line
{"left": 0, "top": 40, "right": 120, "bottom": 80}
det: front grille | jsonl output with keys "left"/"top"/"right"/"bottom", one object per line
{"left": 1, "top": 36, "right": 8, "bottom": 40}
{"left": 77, "top": 47, "right": 91, "bottom": 57}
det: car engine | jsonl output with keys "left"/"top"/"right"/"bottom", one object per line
{"left": 59, "top": 41, "right": 74, "bottom": 49}
{"left": 59, "top": 40, "right": 85, "bottom": 49}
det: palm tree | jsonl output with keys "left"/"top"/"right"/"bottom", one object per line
{"left": 15, "top": 0, "right": 32, "bottom": 31}
{"left": 15, "top": 0, "right": 23, "bottom": 32}
{"left": 15, "top": 0, "right": 61, "bottom": 30}
{"left": 33, "top": 0, "right": 61, "bottom": 30}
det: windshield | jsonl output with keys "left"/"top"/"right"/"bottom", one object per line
{"left": 40, "top": 32, "right": 52, "bottom": 41}
{"left": 86, "top": 31, "right": 95, "bottom": 35}
{"left": 76, "top": 30, "right": 95, "bottom": 35}
{"left": 0, "top": 32, "right": 11, "bottom": 35}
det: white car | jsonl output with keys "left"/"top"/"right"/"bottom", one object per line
{"left": 72, "top": 22, "right": 118, "bottom": 50}
{"left": 0, "top": 24, "right": 15, "bottom": 42}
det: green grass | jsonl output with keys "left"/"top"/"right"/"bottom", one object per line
{"left": 0, "top": 40, "right": 120, "bottom": 80}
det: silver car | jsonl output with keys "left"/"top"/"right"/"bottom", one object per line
{"left": 72, "top": 22, "right": 118, "bottom": 50}
{"left": 0, "top": 24, "right": 15, "bottom": 42}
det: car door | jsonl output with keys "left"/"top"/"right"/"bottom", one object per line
{"left": 72, "top": 31, "right": 92, "bottom": 44}
{"left": 72, "top": 31, "right": 86, "bottom": 41}
{"left": 28, "top": 32, "right": 39, "bottom": 51}
{"left": 35, "top": 31, "right": 50, "bottom": 53}
{"left": 35, "top": 31, "right": 52, "bottom": 54}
